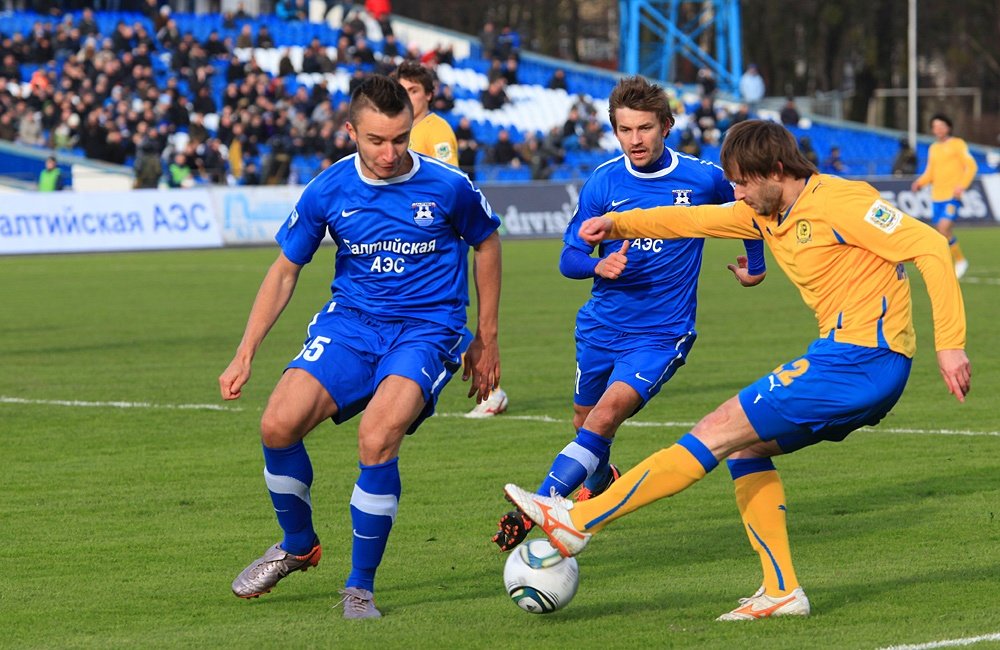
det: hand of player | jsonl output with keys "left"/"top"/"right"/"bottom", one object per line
{"left": 936, "top": 348, "right": 971, "bottom": 403}
{"left": 727, "top": 255, "right": 767, "bottom": 287}
{"left": 953, "top": 187, "right": 965, "bottom": 200}
{"left": 219, "top": 356, "right": 252, "bottom": 400}
{"left": 463, "top": 334, "right": 500, "bottom": 403}
{"left": 579, "top": 216, "right": 613, "bottom": 246}
{"left": 910, "top": 180, "right": 921, "bottom": 192}
{"left": 595, "top": 240, "right": 630, "bottom": 279}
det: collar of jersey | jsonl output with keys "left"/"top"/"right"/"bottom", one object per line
{"left": 354, "top": 150, "right": 421, "bottom": 185}
{"left": 624, "top": 146, "right": 678, "bottom": 179}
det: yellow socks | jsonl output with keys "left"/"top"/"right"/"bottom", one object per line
{"left": 571, "top": 433, "right": 717, "bottom": 533}
{"left": 728, "top": 458, "right": 799, "bottom": 596}
{"left": 949, "top": 238, "right": 966, "bottom": 263}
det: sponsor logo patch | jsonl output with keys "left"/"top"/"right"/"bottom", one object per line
{"left": 288, "top": 208, "right": 299, "bottom": 228}
{"left": 864, "top": 200, "right": 902, "bottom": 233}
{"left": 434, "top": 142, "right": 454, "bottom": 161}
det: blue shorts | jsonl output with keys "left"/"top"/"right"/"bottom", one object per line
{"left": 738, "top": 338, "right": 911, "bottom": 453}
{"left": 287, "top": 300, "right": 468, "bottom": 433}
{"left": 931, "top": 199, "right": 961, "bottom": 225}
{"left": 574, "top": 318, "right": 696, "bottom": 409}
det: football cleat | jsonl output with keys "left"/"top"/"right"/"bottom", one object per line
{"left": 955, "top": 259, "right": 969, "bottom": 279}
{"left": 231, "top": 540, "right": 321, "bottom": 599}
{"left": 576, "top": 463, "right": 621, "bottom": 501}
{"left": 716, "top": 586, "right": 811, "bottom": 621}
{"left": 503, "top": 484, "right": 590, "bottom": 558}
{"left": 338, "top": 587, "right": 382, "bottom": 619}
{"left": 491, "top": 509, "right": 534, "bottom": 552}
{"left": 465, "top": 387, "right": 509, "bottom": 418}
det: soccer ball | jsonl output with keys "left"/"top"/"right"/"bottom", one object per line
{"left": 503, "top": 539, "right": 579, "bottom": 614}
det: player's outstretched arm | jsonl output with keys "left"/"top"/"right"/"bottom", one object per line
{"left": 464, "top": 231, "right": 502, "bottom": 403}
{"left": 219, "top": 252, "right": 304, "bottom": 400}
{"left": 937, "top": 349, "right": 971, "bottom": 403}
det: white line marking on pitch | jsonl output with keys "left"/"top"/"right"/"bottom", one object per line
{"left": 0, "top": 396, "right": 242, "bottom": 412}
{"left": 961, "top": 277, "right": 1000, "bottom": 286}
{"left": 2, "top": 398, "right": 997, "bottom": 437}
{"left": 877, "top": 632, "right": 1000, "bottom": 649}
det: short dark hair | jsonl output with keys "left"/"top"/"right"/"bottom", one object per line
{"left": 390, "top": 60, "right": 435, "bottom": 95}
{"left": 929, "top": 113, "right": 953, "bottom": 130}
{"left": 720, "top": 120, "right": 818, "bottom": 181}
{"left": 349, "top": 74, "right": 413, "bottom": 124}
{"left": 608, "top": 76, "right": 674, "bottom": 131}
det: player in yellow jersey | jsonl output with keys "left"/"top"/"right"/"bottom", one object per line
{"left": 392, "top": 61, "right": 459, "bottom": 166}
{"left": 392, "top": 61, "right": 510, "bottom": 418}
{"left": 503, "top": 120, "right": 971, "bottom": 621}
{"left": 911, "top": 113, "right": 978, "bottom": 278}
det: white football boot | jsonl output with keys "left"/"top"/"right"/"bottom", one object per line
{"left": 716, "top": 585, "right": 811, "bottom": 621}
{"left": 503, "top": 484, "right": 590, "bottom": 557}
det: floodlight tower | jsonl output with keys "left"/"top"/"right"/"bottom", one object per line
{"left": 618, "top": 0, "right": 743, "bottom": 94}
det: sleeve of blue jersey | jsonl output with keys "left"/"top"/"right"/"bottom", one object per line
{"left": 559, "top": 244, "right": 599, "bottom": 279}
{"left": 274, "top": 184, "right": 327, "bottom": 266}
{"left": 450, "top": 178, "right": 501, "bottom": 246}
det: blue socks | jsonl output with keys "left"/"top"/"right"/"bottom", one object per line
{"left": 263, "top": 441, "right": 317, "bottom": 556}
{"left": 346, "top": 457, "right": 401, "bottom": 592}
{"left": 538, "top": 428, "right": 613, "bottom": 497}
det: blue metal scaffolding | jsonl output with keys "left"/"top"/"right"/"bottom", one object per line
{"left": 618, "top": 0, "right": 743, "bottom": 93}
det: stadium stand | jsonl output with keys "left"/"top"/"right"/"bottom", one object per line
{"left": 0, "top": 5, "right": 995, "bottom": 190}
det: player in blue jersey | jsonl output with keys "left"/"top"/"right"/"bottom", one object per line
{"left": 221, "top": 75, "right": 502, "bottom": 618}
{"left": 492, "top": 76, "right": 767, "bottom": 551}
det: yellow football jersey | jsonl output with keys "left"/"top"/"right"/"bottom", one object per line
{"left": 410, "top": 112, "right": 459, "bottom": 166}
{"left": 914, "top": 137, "right": 978, "bottom": 202}
{"left": 608, "top": 174, "right": 966, "bottom": 357}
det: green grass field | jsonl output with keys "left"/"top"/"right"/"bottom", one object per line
{"left": 3, "top": 231, "right": 999, "bottom": 649}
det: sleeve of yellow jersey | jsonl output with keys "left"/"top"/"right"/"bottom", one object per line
{"left": 955, "top": 138, "right": 978, "bottom": 190}
{"left": 828, "top": 187, "right": 966, "bottom": 351}
{"left": 914, "top": 144, "right": 936, "bottom": 189}
{"left": 607, "top": 201, "right": 761, "bottom": 241}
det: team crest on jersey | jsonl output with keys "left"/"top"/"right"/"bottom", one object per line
{"left": 795, "top": 219, "right": 812, "bottom": 243}
{"left": 864, "top": 200, "right": 902, "bottom": 234}
{"left": 672, "top": 189, "right": 694, "bottom": 205}
{"left": 412, "top": 201, "right": 437, "bottom": 227}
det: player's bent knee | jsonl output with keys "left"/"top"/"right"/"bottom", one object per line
{"left": 260, "top": 408, "right": 308, "bottom": 448}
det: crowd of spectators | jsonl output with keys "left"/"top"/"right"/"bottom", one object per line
{"left": 0, "top": 4, "right": 489, "bottom": 187}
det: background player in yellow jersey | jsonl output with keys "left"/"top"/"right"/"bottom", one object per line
{"left": 503, "top": 120, "right": 971, "bottom": 621}
{"left": 911, "top": 113, "right": 978, "bottom": 278}
{"left": 392, "top": 61, "right": 510, "bottom": 418}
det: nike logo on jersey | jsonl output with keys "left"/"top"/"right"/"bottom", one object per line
{"left": 342, "top": 208, "right": 361, "bottom": 217}
{"left": 548, "top": 472, "right": 570, "bottom": 487}
{"left": 610, "top": 198, "right": 631, "bottom": 207}
{"left": 634, "top": 372, "right": 653, "bottom": 384}
{"left": 353, "top": 529, "right": 381, "bottom": 540}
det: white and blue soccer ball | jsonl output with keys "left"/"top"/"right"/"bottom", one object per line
{"left": 503, "top": 539, "right": 579, "bottom": 614}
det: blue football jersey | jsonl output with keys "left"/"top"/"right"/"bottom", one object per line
{"left": 276, "top": 151, "right": 501, "bottom": 329}
{"left": 564, "top": 147, "right": 754, "bottom": 337}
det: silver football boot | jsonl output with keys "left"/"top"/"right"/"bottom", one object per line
{"left": 338, "top": 587, "right": 382, "bottom": 619}
{"left": 231, "top": 541, "right": 322, "bottom": 598}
